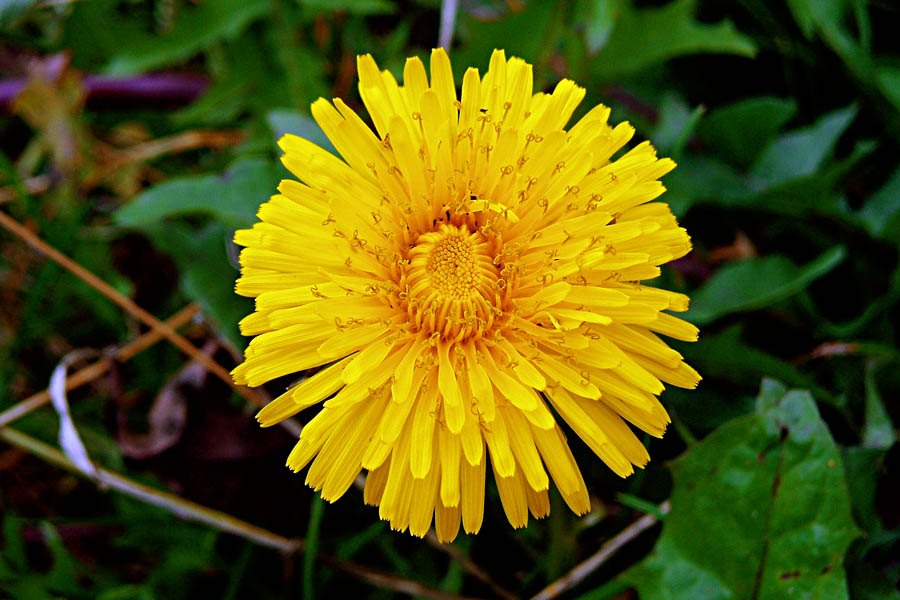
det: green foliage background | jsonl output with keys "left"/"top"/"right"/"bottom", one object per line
{"left": 1, "top": 0, "right": 898, "bottom": 598}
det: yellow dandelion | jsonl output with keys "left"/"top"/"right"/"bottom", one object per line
{"left": 232, "top": 48, "right": 700, "bottom": 542}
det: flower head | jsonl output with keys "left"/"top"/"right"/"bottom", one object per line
{"left": 233, "top": 48, "right": 700, "bottom": 542}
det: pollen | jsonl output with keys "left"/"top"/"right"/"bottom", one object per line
{"left": 405, "top": 224, "right": 500, "bottom": 341}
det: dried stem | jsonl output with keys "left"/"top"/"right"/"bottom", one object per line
{"left": 0, "top": 174, "right": 52, "bottom": 204}
{"left": 0, "top": 304, "right": 200, "bottom": 429}
{"left": 319, "top": 554, "right": 481, "bottom": 600}
{"left": 530, "top": 501, "right": 671, "bottom": 600}
{"left": 0, "top": 427, "right": 303, "bottom": 554}
{"left": 85, "top": 129, "right": 244, "bottom": 187}
{"left": 0, "top": 426, "right": 482, "bottom": 599}
{"left": 424, "top": 531, "right": 518, "bottom": 600}
{"left": 0, "top": 210, "right": 264, "bottom": 407}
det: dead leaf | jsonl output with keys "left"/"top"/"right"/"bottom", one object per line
{"left": 116, "top": 341, "right": 215, "bottom": 459}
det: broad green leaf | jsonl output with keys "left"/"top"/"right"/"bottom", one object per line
{"left": 142, "top": 222, "right": 251, "bottom": 352}
{"left": 750, "top": 105, "right": 857, "bottom": 188}
{"left": 591, "top": 0, "right": 756, "bottom": 80}
{"left": 624, "top": 379, "right": 861, "bottom": 600}
{"left": 578, "top": 0, "right": 622, "bottom": 53}
{"left": 686, "top": 246, "right": 847, "bottom": 324}
{"left": 857, "top": 166, "right": 900, "bottom": 240}
{"left": 104, "top": 0, "right": 272, "bottom": 75}
{"left": 115, "top": 158, "right": 279, "bottom": 229}
{"left": 698, "top": 97, "right": 796, "bottom": 169}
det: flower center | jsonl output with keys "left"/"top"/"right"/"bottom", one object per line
{"left": 404, "top": 224, "right": 501, "bottom": 342}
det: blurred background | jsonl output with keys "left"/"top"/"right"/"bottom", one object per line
{"left": 1, "top": 0, "right": 899, "bottom": 598}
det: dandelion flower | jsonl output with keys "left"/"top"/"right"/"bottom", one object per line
{"left": 233, "top": 48, "right": 700, "bottom": 542}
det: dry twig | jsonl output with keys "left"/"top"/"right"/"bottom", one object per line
{"left": 0, "top": 210, "right": 263, "bottom": 407}
{"left": 0, "top": 304, "right": 200, "bottom": 429}
{"left": 0, "top": 427, "right": 303, "bottom": 553}
{"left": 530, "top": 501, "right": 671, "bottom": 600}
{"left": 319, "top": 554, "right": 481, "bottom": 600}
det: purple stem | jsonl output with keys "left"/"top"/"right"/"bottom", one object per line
{"left": 0, "top": 73, "right": 208, "bottom": 107}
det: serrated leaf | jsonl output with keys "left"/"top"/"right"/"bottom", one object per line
{"left": 115, "top": 158, "right": 279, "bottom": 229}
{"left": 591, "top": 0, "right": 756, "bottom": 80}
{"left": 698, "top": 97, "right": 797, "bottom": 169}
{"left": 686, "top": 246, "right": 846, "bottom": 324}
{"left": 624, "top": 379, "right": 861, "bottom": 600}
{"left": 104, "top": 0, "right": 272, "bottom": 75}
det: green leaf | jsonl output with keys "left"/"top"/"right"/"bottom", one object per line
{"left": 651, "top": 93, "right": 705, "bottom": 160}
{"left": 300, "top": 0, "right": 395, "bottom": 14}
{"left": 857, "top": 166, "right": 900, "bottom": 240}
{"left": 115, "top": 158, "right": 279, "bottom": 229}
{"left": 2, "top": 515, "right": 26, "bottom": 571}
{"left": 786, "top": 0, "right": 845, "bottom": 39}
{"left": 624, "top": 380, "right": 861, "bottom": 600}
{"left": 698, "top": 97, "right": 797, "bottom": 169}
{"left": 861, "top": 362, "right": 896, "bottom": 450}
{"left": 686, "top": 246, "right": 847, "bottom": 324}
{"left": 170, "top": 78, "right": 252, "bottom": 127}
{"left": 661, "top": 154, "right": 750, "bottom": 217}
{"left": 679, "top": 326, "right": 823, "bottom": 396}
{"left": 455, "top": 0, "right": 564, "bottom": 84}
{"left": 842, "top": 447, "right": 887, "bottom": 535}
{"left": 40, "top": 522, "right": 85, "bottom": 593}
{"left": 750, "top": 105, "right": 857, "bottom": 188}
{"left": 591, "top": 0, "right": 756, "bottom": 80}
{"left": 578, "top": 0, "right": 622, "bottom": 54}
{"left": 845, "top": 550, "right": 900, "bottom": 600}
{"left": 267, "top": 109, "right": 336, "bottom": 154}
{"left": 142, "top": 222, "right": 251, "bottom": 352}
{"left": 877, "top": 66, "right": 900, "bottom": 113}
{"left": 0, "top": 0, "right": 31, "bottom": 27}
{"left": 104, "top": 0, "right": 272, "bottom": 75}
